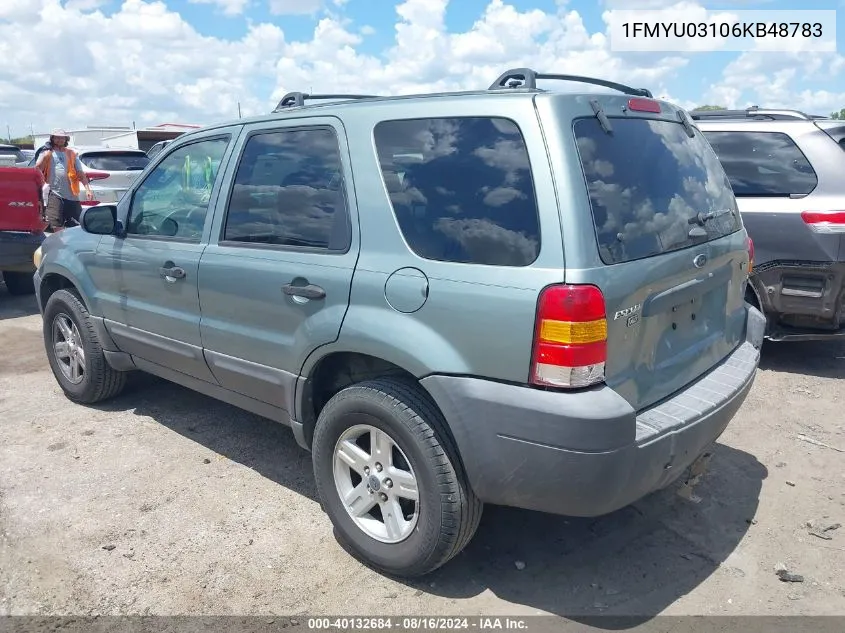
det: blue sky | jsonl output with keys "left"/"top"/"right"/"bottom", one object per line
{"left": 128, "top": 0, "right": 845, "bottom": 111}
{"left": 0, "top": 0, "right": 843, "bottom": 134}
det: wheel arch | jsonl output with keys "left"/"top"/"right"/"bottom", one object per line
{"left": 295, "top": 351, "right": 451, "bottom": 452}
{"left": 38, "top": 266, "right": 92, "bottom": 314}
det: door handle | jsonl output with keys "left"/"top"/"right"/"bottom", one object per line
{"left": 282, "top": 283, "right": 326, "bottom": 300}
{"left": 159, "top": 266, "right": 186, "bottom": 281}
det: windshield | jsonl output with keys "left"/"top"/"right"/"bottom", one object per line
{"left": 574, "top": 117, "right": 742, "bottom": 265}
{"left": 79, "top": 151, "right": 150, "bottom": 171}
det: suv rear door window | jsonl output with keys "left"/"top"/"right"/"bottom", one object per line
{"left": 222, "top": 127, "right": 350, "bottom": 251}
{"left": 701, "top": 131, "right": 818, "bottom": 196}
{"left": 574, "top": 117, "right": 742, "bottom": 265}
{"left": 79, "top": 151, "right": 150, "bottom": 171}
{"left": 373, "top": 117, "right": 541, "bottom": 267}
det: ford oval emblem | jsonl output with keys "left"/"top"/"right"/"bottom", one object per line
{"left": 693, "top": 254, "right": 707, "bottom": 268}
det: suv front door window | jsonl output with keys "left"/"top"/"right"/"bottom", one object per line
{"left": 127, "top": 138, "right": 228, "bottom": 241}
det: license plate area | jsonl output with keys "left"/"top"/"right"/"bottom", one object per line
{"left": 652, "top": 280, "right": 729, "bottom": 369}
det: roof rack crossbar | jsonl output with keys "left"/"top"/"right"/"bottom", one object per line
{"left": 488, "top": 67, "right": 653, "bottom": 98}
{"left": 689, "top": 106, "right": 812, "bottom": 121}
{"left": 273, "top": 92, "right": 381, "bottom": 112}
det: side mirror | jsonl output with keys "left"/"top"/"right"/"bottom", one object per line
{"left": 80, "top": 204, "right": 118, "bottom": 235}
{"left": 160, "top": 217, "right": 179, "bottom": 237}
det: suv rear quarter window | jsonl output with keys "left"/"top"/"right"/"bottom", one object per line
{"left": 574, "top": 116, "right": 742, "bottom": 265}
{"left": 701, "top": 130, "right": 818, "bottom": 197}
{"left": 373, "top": 117, "right": 541, "bottom": 267}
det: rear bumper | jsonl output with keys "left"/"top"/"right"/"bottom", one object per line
{"left": 421, "top": 305, "right": 765, "bottom": 518}
{"left": 0, "top": 231, "right": 44, "bottom": 272}
{"left": 750, "top": 261, "right": 845, "bottom": 339}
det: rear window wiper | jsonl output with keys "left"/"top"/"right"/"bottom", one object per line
{"left": 590, "top": 99, "right": 613, "bottom": 135}
{"left": 688, "top": 208, "right": 735, "bottom": 226}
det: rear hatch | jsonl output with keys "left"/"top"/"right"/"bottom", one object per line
{"left": 0, "top": 167, "right": 47, "bottom": 233}
{"left": 78, "top": 150, "right": 150, "bottom": 202}
{"left": 555, "top": 95, "right": 750, "bottom": 412}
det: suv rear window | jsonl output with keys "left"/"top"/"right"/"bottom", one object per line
{"left": 79, "top": 151, "right": 150, "bottom": 171}
{"left": 373, "top": 117, "right": 541, "bottom": 267}
{"left": 574, "top": 117, "right": 742, "bottom": 265}
{"left": 701, "top": 131, "right": 818, "bottom": 196}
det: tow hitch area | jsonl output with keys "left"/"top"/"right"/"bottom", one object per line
{"left": 677, "top": 451, "right": 713, "bottom": 504}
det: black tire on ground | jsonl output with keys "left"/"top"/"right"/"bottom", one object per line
{"left": 2, "top": 271, "right": 35, "bottom": 296}
{"left": 42, "top": 288, "right": 127, "bottom": 404}
{"left": 312, "top": 377, "right": 483, "bottom": 578}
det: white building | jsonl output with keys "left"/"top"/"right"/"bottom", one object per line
{"left": 33, "top": 123, "right": 201, "bottom": 152}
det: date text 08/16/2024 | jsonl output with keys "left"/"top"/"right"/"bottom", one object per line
{"left": 307, "top": 617, "right": 529, "bottom": 630}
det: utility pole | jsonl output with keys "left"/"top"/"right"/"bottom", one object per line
{"left": 238, "top": 101, "right": 242, "bottom": 119}
{"left": 6, "top": 124, "right": 10, "bottom": 143}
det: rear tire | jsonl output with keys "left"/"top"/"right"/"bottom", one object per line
{"left": 312, "top": 378, "right": 482, "bottom": 577}
{"left": 3, "top": 271, "right": 35, "bottom": 296}
{"left": 43, "top": 288, "right": 127, "bottom": 404}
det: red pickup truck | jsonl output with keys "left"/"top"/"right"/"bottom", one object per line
{"left": 0, "top": 166, "right": 48, "bottom": 295}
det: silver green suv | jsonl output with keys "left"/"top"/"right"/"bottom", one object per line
{"left": 33, "top": 69, "right": 764, "bottom": 577}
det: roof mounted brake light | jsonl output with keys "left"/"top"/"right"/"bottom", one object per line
{"left": 627, "top": 98, "right": 661, "bottom": 113}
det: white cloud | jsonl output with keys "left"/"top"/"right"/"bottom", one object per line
{"left": 64, "top": 0, "right": 109, "bottom": 10}
{"left": 0, "top": 0, "right": 842, "bottom": 138}
{"left": 0, "top": 0, "right": 51, "bottom": 23}
{"left": 188, "top": 0, "right": 250, "bottom": 16}
{"left": 705, "top": 51, "right": 845, "bottom": 113}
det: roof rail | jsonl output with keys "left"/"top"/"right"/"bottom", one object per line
{"left": 488, "top": 67, "right": 653, "bottom": 98}
{"left": 272, "top": 92, "right": 381, "bottom": 112}
{"left": 689, "top": 106, "right": 813, "bottom": 121}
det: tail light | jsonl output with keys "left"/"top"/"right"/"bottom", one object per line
{"left": 85, "top": 171, "right": 110, "bottom": 181}
{"left": 746, "top": 236, "right": 754, "bottom": 273}
{"left": 81, "top": 200, "right": 100, "bottom": 207}
{"left": 530, "top": 284, "right": 607, "bottom": 389}
{"left": 801, "top": 210, "right": 845, "bottom": 234}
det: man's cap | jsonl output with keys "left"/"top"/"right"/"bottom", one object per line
{"left": 50, "top": 128, "right": 70, "bottom": 139}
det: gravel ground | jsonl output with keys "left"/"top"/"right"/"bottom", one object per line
{"left": 1, "top": 282, "right": 844, "bottom": 620}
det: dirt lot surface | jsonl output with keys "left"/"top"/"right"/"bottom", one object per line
{"left": 1, "top": 282, "right": 844, "bottom": 621}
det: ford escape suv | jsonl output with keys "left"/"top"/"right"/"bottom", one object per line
{"left": 693, "top": 107, "right": 845, "bottom": 341}
{"left": 33, "top": 68, "right": 764, "bottom": 577}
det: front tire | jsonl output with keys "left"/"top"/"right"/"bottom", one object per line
{"left": 43, "top": 288, "right": 127, "bottom": 404}
{"left": 3, "top": 271, "right": 35, "bottom": 296}
{"left": 312, "top": 378, "right": 482, "bottom": 577}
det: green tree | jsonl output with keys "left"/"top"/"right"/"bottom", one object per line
{"left": 692, "top": 105, "right": 726, "bottom": 111}
{"left": 830, "top": 108, "right": 845, "bottom": 120}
